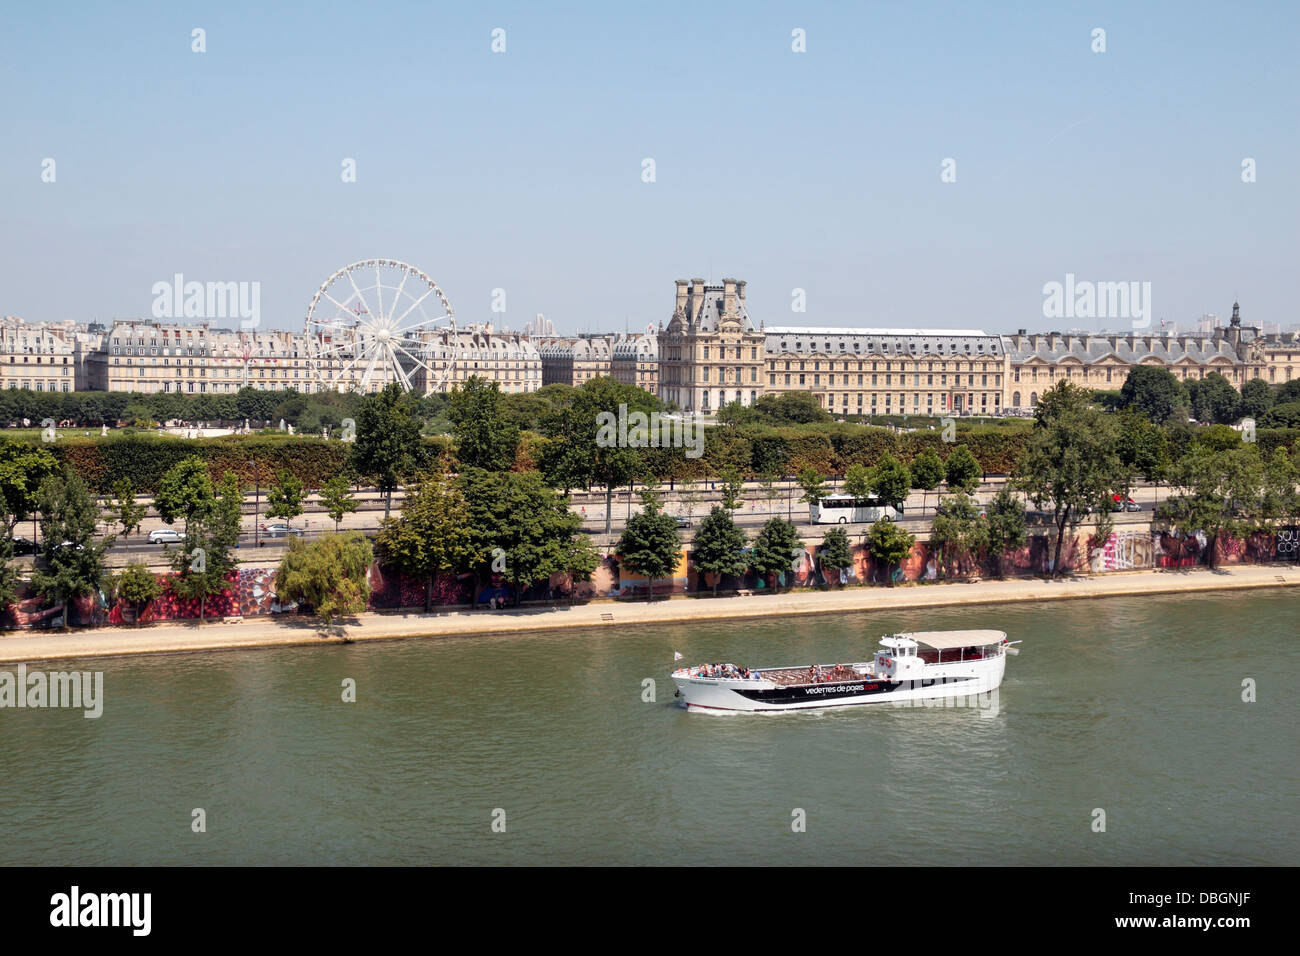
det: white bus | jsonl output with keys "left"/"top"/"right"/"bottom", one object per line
{"left": 809, "top": 495, "right": 902, "bottom": 524}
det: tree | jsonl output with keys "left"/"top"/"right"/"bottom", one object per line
{"left": 985, "top": 488, "right": 1028, "bottom": 578}
{"left": 557, "top": 534, "right": 601, "bottom": 604}
{"left": 116, "top": 561, "right": 161, "bottom": 620}
{"left": 1261, "top": 401, "right": 1300, "bottom": 429}
{"left": 376, "top": 471, "right": 475, "bottom": 612}
{"left": 450, "top": 376, "right": 520, "bottom": 471}
{"left": 819, "top": 527, "right": 853, "bottom": 585}
{"left": 843, "top": 463, "right": 872, "bottom": 499}
{"left": 0, "top": 536, "right": 17, "bottom": 613}
{"left": 156, "top": 456, "right": 215, "bottom": 535}
{"left": 110, "top": 478, "right": 148, "bottom": 553}
{"left": 750, "top": 517, "right": 803, "bottom": 591}
{"left": 1239, "top": 378, "right": 1274, "bottom": 420}
{"left": 797, "top": 468, "right": 828, "bottom": 508}
{"left": 1159, "top": 445, "right": 1265, "bottom": 568}
{"left": 872, "top": 453, "right": 912, "bottom": 510}
{"left": 30, "top": 471, "right": 115, "bottom": 624}
{"left": 458, "top": 468, "right": 589, "bottom": 605}
{"left": 943, "top": 445, "right": 981, "bottom": 495}
{"left": 1260, "top": 447, "right": 1300, "bottom": 524}
{"left": 539, "top": 378, "right": 655, "bottom": 535}
{"left": 692, "top": 505, "right": 748, "bottom": 595}
{"left": 351, "top": 383, "right": 424, "bottom": 519}
{"left": 1119, "top": 365, "right": 1189, "bottom": 425}
{"left": 1193, "top": 372, "right": 1242, "bottom": 425}
{"left": 616, "top": 489, "right": 681, "bottom": 601}
{"left": 168, "top": 470, "right": 243, "bottom": 625}
{"left": 275, "top": 532, "right": 374, "bottom": 627}
{"left": 266, "top": 469, "right": 306, "bottom": 528}
{"left": 319, "top": 474, "right": 359, "bottom": 532}
{"left": 1014, "top": 381, "right": 1128, "bottom": 577}
{"left": 910, "top": 448, "right": 945, "bottom": 514}
{"left": 1115, "top": 410, "right": 1171, "bottom": 494}
{"left": 718, "top": 465, "right": 746, "bottom": 511}
{"left": 866, "top": 517, "right": 915, "bottom": 586}
{"left": 929, "top": 493, "right": 987, "bottom": 579}
{"left": 0, "top": 438, "right": 59, "bottom": 536}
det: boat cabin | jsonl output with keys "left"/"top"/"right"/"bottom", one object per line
{"left": 877, "top": 630, "right": 1006, "bottom": 679}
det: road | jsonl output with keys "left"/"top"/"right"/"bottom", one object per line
{"left": 11, "top": 477, "right": 1173, "bottom": 569}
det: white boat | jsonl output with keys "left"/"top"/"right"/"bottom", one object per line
{"left": 671, "top": 629, "right": 1015, "bottom": 714}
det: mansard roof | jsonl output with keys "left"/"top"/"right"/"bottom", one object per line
{"left": 1002, "top": 332, "right": 1241, "bottom": 366}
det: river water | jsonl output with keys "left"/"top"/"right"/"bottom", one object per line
{"left": 1, "top": 590, "right": 1295, "bottom": 865}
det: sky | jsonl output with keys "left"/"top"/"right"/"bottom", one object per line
{"left": 2, "top": 1, "right": 1297, "bottom": 336}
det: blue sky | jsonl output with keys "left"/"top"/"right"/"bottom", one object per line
{"left": 2, "top": 1, "right": 1297, "bottom": 334}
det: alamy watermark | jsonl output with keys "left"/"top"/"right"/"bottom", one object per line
{"left": 151, "top": 273, "right": 261, "bottom": 328}
{"left": 0, "top": 664, "right": 103, "bottom": 718}
{"left": 596, "top": 404, "right": 704, "bottom": 458}
{"left": 891, "top": 684, "right": 999, "bottom": 717}
{"left": 1042, "top": 273, "right": 1152, "bottom": 328}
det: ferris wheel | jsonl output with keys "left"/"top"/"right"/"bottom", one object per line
{"left": 305, "top": 259, "right": 456, "bottom": 394}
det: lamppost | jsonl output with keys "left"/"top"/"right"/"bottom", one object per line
{"left": 247, "top": 459, "right": 260, "bottom": 547}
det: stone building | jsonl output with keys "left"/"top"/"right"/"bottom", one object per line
{"left": 763, "top": 326, "right": 1007, "bottom": 416}
{"left": 610, "top": 332, "right": 659, "bottom": 393}
{"left": 420, "top": 324, "right": 542, "bottom": 394}
{"left": 657, "top": 278, "right": 766, "bottom": 413}
{"left": 538, "top": 334, "right": 613, "bottom": 388}
{"left": 1, "top": 316, "right": 78, "bottom": 393}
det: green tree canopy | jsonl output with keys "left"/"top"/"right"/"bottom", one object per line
{"left": 692, "top": 505, "right": 748, "bottom": 595}
{"left": 616, "top": 490, "right": 681, "bottom": 600}
{"left": 750, "top": 517, "right": 803, "bottom": 591}
{"left": 943, "top": 444, "right": 981, "bottom": 495}
{"left": 350, "top": 383, "right": 425, "bottom": 518}
{"left": 1119, "top": 365, "right": 1189, "bottom": 425}
{"left": 275, "top": 532, "right": 375, "bottom": 626}
{"left": 450, "top": 376, "right": 520, "bottom": 471}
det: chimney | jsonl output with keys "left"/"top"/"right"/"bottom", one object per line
{"left": 722, "top": 278, "right": 737, "bottom": 316}
{"left": 674, "top": 279, "right": 688, "bottom": 315}
{"left": 690, "top": 277, "right": 706, "bottom": 325}
{"left": 735, "top": 279, "right": 747, "bottom": 301}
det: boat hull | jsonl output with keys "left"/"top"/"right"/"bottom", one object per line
{"left": 673, "top": 657, "right": 1005, "bottom": 714}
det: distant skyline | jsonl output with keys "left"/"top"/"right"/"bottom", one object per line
{"left": 3, "top": 2, "right": 1297, "bottom": 335}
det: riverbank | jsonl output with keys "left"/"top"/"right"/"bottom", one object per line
{"left": 1, "top": 563, "right": 1296, "bottom": 664}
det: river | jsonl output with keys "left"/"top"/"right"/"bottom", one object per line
{"left": 1, "top": 590, "right": 1295, "bottom": 865}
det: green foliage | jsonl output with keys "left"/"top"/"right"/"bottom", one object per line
{"left": 616, "top": 494, "right": 681, "bottom": 600}
{"left": 1158, "top": 445, "right": 1266, "bottom": 567}
{"left": 1014, "top": 381, "right": 1129, "bottom": 577}
{"left": 943, "top": 444, "right": 982, "bottom": 494}
{"left": 116, "top": 561, "right": 162, "bottom": 613}
{"left": 266, "top": 469, "right": 307, "bottom": 525}
{"left": 797, "top": 467, "right": 828, "bottom": 504}
{"left": 866, "top": 518, "right": 915, "bottom": 585}
{"left": 156, "top": 456, "right": 215, "bottom": 533}
{"left": 1239, "top": 378, "right": 1274, "bottom": 420}
{"left": 0, "top": 438, "right": 60, "bottom": 533}
{"left": 750, "top": 517, "right": 803, "bottom": 590}
{"left": 692, "top": 506, "right": 749, "bottom": 594}
{"left": 1119, "top": 365, "right": 1189, "bottom": 425}
{"left": 450, "top": 376, "right": 521, "bottom": 471}
{"left": 319, "top": 475, "right": 358, "bottom": 532}
{"left": 1186, "top": 372, "right": 1240, "bottom": 425}
{"left": 718, "top": 466, "right": 745, "bottom": 511}
{"left": 351, "top": 383, "right": 425, "bottom": 517}
{"left": 110, "top": 478, "right": 148, "bottom": 550}
{"left": 30, "top": 470, "right": 115, "bottom": 616}
{"left": 718, "top": 391, "right": 830, "bottom": 426}
{"left": 1115, "top": 410, "right": 1171, "bottom": 484}
{"left": 456, "top": 467, "right": 588, "bottom": 603}
{"left": 274, "top": 532, "right": 374, "bottom": 626}
{"left": 872, "top": 453, "right": 912, "bottom": 509}
{"left": 985, "top": 488, "right": 1028, "bottom": 577}
{"left": 376, "top": 470, "right": 474, "bottom": 611}
{"left": 843, "top": 463, "right": 872, "bottom": 499}
{"left": 1260, "top": 401, "right": 1300, "bottom": 429}
{"left": 819, "top": 527, "right": 853, "bottom": 577}
{"left": 910, "top": 448, "right": 946, "bottom": 495}
{"left": 929, "top": 493, "right": 988, "bottom": 579}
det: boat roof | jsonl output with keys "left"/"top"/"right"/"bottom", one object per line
{"left": 895, "top": 630, "right": 1007, "bottom": 650}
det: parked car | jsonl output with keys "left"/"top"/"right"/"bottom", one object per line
{"left": 261, "top": 523, "right": 304, "bottom": 537}
{"left": 9, "top": 536, "right": 37, "bottom": 555}
{"left": 673, "top": 515, "right": 693, "bottom": 529}
{"left": 148, "top": 527, "right": 184, "bottom": 544}
{"left": 1111, "top": 494, "right": 1142, "bottom": 512}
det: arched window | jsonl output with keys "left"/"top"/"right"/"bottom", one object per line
{"left": 1012, "top": 391, "right": 1021, "bottom": 406}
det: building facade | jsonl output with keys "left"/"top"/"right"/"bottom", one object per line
{"left": 657, "top": 278, "right": 765, "bottom": 413}
{"left": 1, "top": 317, "right": 78, "bottom": 393}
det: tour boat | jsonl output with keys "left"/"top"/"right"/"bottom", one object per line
{"left": 671, "top": 629, "right": 1017, "bottom": 713}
